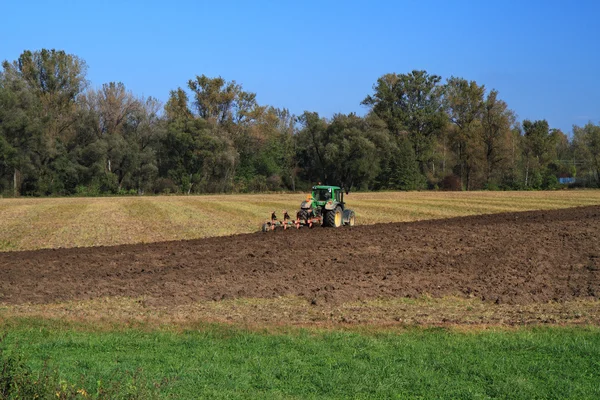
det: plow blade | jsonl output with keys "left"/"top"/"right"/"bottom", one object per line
{"left": 261, "top": 211, "right": 322, "bottom": 232}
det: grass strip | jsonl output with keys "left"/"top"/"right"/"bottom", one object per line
{"left": 1, "top": 321, "right": 599, "bottom": 399}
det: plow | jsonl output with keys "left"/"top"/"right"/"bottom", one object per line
{"left": 261, "top": 185, "right": 356, "bottom": 232}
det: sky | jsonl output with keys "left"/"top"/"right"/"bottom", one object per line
{"left": 1, "top": 0, "right": 599, "bottom": 135}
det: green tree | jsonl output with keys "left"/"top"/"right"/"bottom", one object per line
{"left": 296, "top": 112, "right": 381, "bottom": 190}
{"left": 324, "top": 113, "right": 380, "bottom": 190}
{"left": 160, "top": 99, "right": 236, "bottom": 193}
{"left": 0, "top": 64, "right": 43, "bottom": 195}
{"left": 295, "top": 111, "right": 329, "bottom": 185}
{"left": 481, "top": 90, "right": 516, "bottom": 187}
{"left": 2, "top": 49, "right": 87, "bottom": 142}
{"left": 235, "top": 106, "right": 297, "bottom": 191}
{"left": 522, "top": 119, "right": 557, "bottom": 188}
{"left": 78, "top": 82, "right": 143, "bottom": 192}
{"left": 1, "top": 49, "right": 90, "bottom": 195}
{"left": 187, "top": 75, "right": 256, "bottom": 126}
{"left": 270, "top": 107, "right": 298, "bottom": 191}
{"left": 389, "top": 135, "right": 426, "bottom": 190}
{"left": 125, "top": 97, "right": 162, "bottom": 193}
{"left": 362, "top": 70, "right": 446, "bottom": 174}
{"left": 572, "top": 123, "right": 600, "bottom": 186}
{"left": 443, "top": 77, "right": 486, "bottom": 190}
{"left": 164, "top": 88, "right": 193, "bottom": 121}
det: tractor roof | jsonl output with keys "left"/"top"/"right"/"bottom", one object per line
{"left": 312, "top": 185, "right": 341, "bottom": 190}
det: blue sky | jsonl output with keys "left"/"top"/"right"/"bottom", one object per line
{"left": 1, "top": 0, "right": 598, "bottom": 135}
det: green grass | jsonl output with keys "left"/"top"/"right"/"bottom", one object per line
{"left": 2, "top": 321, "right": 599, "bottom": 399}
{"left": 1, "top": 190, "right": 600, "bottom": 251}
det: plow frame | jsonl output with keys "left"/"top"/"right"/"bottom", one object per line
{"left": 261, "top": 212, "right": 323, "bottom": 232}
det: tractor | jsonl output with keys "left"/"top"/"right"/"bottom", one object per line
{"left": 262, "top": 185, "right": 356, "bottom": 231}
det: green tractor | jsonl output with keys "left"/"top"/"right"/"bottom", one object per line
{"left": 262, "top": 185, "right": 356, "bottom": 231}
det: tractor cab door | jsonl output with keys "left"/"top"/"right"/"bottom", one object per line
{"left": 335, "top": 189, "right": 344, "bottom": 209}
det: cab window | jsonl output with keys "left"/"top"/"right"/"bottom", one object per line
{"left": 313, "top": 188, "right": 331, "bottom": 201}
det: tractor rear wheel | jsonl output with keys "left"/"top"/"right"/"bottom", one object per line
{"left": 298, "top": 210, "right": 309, "bottom": 222}
{"left": 326, "top": 206, "right": 343, "bottom": 228}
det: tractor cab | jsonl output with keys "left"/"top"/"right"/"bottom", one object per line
{"left": 311, "top": 185, "right": 344, "bottom": 210}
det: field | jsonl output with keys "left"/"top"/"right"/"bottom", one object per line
{"left": 1, "top": 191, "right": 600, "bottom": 398}
{"left": 1, "top": 190, "right": 600, "bottom": 252}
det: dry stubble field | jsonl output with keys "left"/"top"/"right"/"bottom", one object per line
{"left": 1, "top": 190, "right": 600, "bottom": 252}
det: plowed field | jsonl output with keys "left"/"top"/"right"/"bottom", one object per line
{"left": 1, "top": 205, "right": 599, "bottom": 309}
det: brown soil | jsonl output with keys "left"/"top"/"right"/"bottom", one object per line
{"left": 1, "top": 206, "right": 599, "bottom": 307}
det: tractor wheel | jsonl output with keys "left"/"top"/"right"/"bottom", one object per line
{"left": 345, "top": 210, "right": 356, "bottom": 226}
{"left": 297, "top": 210, "right": 309, "bottom": 222}
{"left": 326, "top": 206, "right": 343, "bottom": 228}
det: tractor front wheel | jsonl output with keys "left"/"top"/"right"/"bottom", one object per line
{"left": 343, "top": 209, "right": 356, "bottom": 226}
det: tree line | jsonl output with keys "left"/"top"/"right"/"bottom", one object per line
{"left": 0, "top": 49, "right": 599, "bottom": 196}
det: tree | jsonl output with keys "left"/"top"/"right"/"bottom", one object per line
{"left": 1, "top": 49, "right": 89, "bottom": 195}
{"left": 389, "top": 135, "right": 426, "bottom": 190}
{"left": 160, "top": 112, "right": 236, "bottom": 193}
{"left": 324, "top": 113, "right": 380, "bottom": 190}
{"left": 270, "top": 108, "right": 298, "bottom": 191}
{"left": 187, "top": 75, "right": 257, "bottom": 127}
{"left": 81, "top": 82, "right": 140, "bottom": 138}
{"left": 164, "top": 88, "right": 193, "bottom": 121}
{"left": 522, "top": 120, "right": 557, "bottom": 188}
{"left": 362, "top": 70, "right": 446, "bottom": 174}
{"left": 295, "top": 111, "right": 329, "bottom": 185}
{"left": 481, "top": 90, "right": 516, "bottom": 187}
{"left": 296, "top": 112, "right": 381, "bottom": 190}
{"left": 235, "top": 106, "right": 297, "bottom": 191}
{"left": 2, "top": 49, "right": 87, "bottom": 141}
{"left": 572, "top": 123, "right": 600, "bottom": 186}
{"left": 77, "top": 82, "right": 143, "bottom": 191}
{"left": 0, "top": 64, "right": 43, "bottom": 195}
{"left": 443, "top": 77, "right": 486, "bottom": 189}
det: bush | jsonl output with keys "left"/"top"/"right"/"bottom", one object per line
{"left": 483, "top": 181, "right": 501, "bottom": 191}
{"left": 266, "top": 174, "right": 283, "bottom": 191}
{"left": 75, "top": 185, "right": 98, "bottom": 197}
{"left": 542, "top": 173, "right": 560, "bottom": 190}
{"left": 248, "top": 175, "right": 268, "bottom": 192}
{"left": 152, "top": 178, "right": 179, "bottom": 195}
{"left": 529, "top": 170, "right": 543, "bottom": 189}
{"left": 439, "top": 175, "right": 462, "bottom": 191}
{"left": 117, "top": 188, "right": 138, "bottom": 196}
